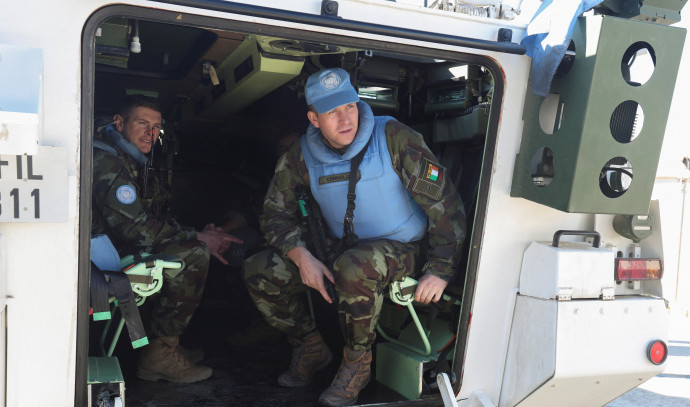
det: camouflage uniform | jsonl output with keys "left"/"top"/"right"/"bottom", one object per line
{"left": 244, "top": 118, "right": 466, "bottom": 351}
{"left": 92, "top": 131, "right": 209, "bottom": 338}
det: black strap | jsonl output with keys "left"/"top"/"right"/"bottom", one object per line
{"left": 90, "top": 262, "right": 148, "bottom": 347}
{"left": 435, "top": 341, "right": 455, "bottom": 384}
{"left": 90, "top": 262, "right": 111, "bottom": 320}
{"left": 435, "top": 301, "right": 461, "bottom": 385}
{"left": 426, "top": 303, "right": 442, "bottom": 333}
{"left": 334, "top": 138, "right": 371, "bottom": 258}
{"left": 104, "top": 270, "right": 148, "bottom": 347}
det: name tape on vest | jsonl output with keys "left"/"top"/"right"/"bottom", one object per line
{"left": 318, "top": 170, "right": 361, "bottom": 185}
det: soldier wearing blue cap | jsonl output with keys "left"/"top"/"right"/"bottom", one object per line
{"left": 243, "top": 68, "right": 466, "bottom": 406}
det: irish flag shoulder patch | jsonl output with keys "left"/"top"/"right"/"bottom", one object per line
{"left": 426, "top": 163, "right": 441, "bottom": 182}
{"left": 410, "top": 157, "right": 446, "bottom": 200}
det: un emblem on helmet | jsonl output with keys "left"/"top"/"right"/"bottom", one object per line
{"left": 321, "top": 72, "right": 341, "bottom": 89}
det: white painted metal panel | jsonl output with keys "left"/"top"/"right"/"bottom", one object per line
{"left": 0, "top": 235, "right": 6, "bottom": 313}
{"left": 0, "top": 309, "right": 5, "bottom": 407}
{"left": 500, "top": 296, "right": 667, "bottom": 407}
{"left": 0, "top": 146, "right": 69, "bottom": 223}
{"left": 1, "top": 0, "right": 109, "bottom": 403}
{"left": 0, "top": 45, "right": 42, "bottom": 155}
{"left": 650, "top": 180, "right": 689, "bottom": 308}
{"left": 499, "top": 295, "right": 557, "bottom": 407}
{"left": 456, "top": 63, "right": 594, "bottom": 404}
{"left": 0, "top": 0, "right": 530, "bottom": 405}
{"left": 0, "top": 234, "right": 6, "bottom": 407}
{"left": 5, "top": 181, "right": 79, "bottom": 407}
{"left": 0, "top": 0, "right": 676, "bottom": 406}
{"left": 676, "top": 180, "right": 690, "bottom": 313}
{"left": 520, "top": 241, "right": 615, "bottom": 300}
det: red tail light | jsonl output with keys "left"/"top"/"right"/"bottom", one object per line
{"left": 647, "top": 340, "right": 667, "bottom": 365}
{"left": 615, "top": 258, "right": 663, "bottom": 281}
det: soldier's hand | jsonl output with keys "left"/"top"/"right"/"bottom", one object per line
{"left": 196, "top": 228, "right": 243, "bottom": 265}
{"left": 202, "top": 223, "right": 232, "bottom": 251}
{"left": 288, "top": 246, "right": 335, "bottom": 304}
{"left": 414, "top": 273, "right": 448, "bottom": 304}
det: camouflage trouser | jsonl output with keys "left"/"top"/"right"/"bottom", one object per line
{"left": 148, "top": 239, "right": 210, "bottom": 338}
{"left": 243, "top": 239, "right": 419, "bottom": 351}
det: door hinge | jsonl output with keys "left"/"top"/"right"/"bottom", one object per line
{"left": 601, "top": 287, "right": 615, "bottom": 301}
{"left": 557, "top": 287, "right": 572, "bottom": 301}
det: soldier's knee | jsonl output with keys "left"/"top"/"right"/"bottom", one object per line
{"left": 333, "top": 250, "right": 382, "bottom": 284}
{"left": 242, "top": 249, "right": 295, "bottom": 296}
{"left": 242, "top": 249, "right": 282, "bottom": 281}
{"left": 242, "top": 251, "right": 264, "bottom": 281}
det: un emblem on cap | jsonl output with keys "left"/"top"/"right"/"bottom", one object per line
{"left": 321, "top": 72, "right": 341, "bottom": 89}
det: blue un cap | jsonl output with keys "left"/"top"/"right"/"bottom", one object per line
{"left": 305, "top": 68, "right": 360, "bottom": 114}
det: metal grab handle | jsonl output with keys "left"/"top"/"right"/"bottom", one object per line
{"left": 552, "top": 230, "right": 601, "bottom": 248}
{"left": 376, "top": 303, "right": 432, "bottom": 356}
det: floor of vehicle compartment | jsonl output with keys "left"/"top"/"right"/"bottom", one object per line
{"left": 103, "top": 265, "right": 413, "bottom": 407}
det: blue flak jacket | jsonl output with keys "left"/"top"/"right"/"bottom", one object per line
{"left": 301, "top": 102, "right": 427, "bottom": 243}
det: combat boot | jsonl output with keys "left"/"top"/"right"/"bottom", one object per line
{"left": 137, "top": 336, "right": 212, "bottom": 383}
{"left": 178, "top": 344, "right": 204, "bottom": 364}
{"left": 318, "top": 347, "right": 372, "bottom": 406}
{"left": 278, "top": 330, "right": 333, "bottom": 387}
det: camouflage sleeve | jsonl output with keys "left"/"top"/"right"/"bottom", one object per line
{"left": 385, "top": 120, "right": 466, "bottom": 282}
{"left": 92, "top": 153, "right": 196, "bottom": 251}
{"left": 259, "top": 143, "right": 310, "bottom": 256}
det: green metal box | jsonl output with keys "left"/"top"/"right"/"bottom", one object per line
{"left": 376, "top": 314, "right": 455, "bottom": 400}
{"left": 95, "top": 18, "right": 130, "bottom": 69}
{"left": 192, "top": 36, "right": 305, "bottom": 119}
{"left": 377, "top": 342, "right": 436, "bottom": 401}
{"left": 511, "top": 15, "right": 685, "bottom": 214}
{"left": 88, "top": 357, "right": 125, "bottom": 407}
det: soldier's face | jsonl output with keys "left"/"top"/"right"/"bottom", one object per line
{"left": 307, "top": 102, "right": 358, "bottom": 150}
{"left": 114, "top": 107, "right": 162, "bottom": 154}
{"left": 277, "top": 133, "right": 300, "bottom": 157}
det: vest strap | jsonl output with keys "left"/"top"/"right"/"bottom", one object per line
{"left": 335, "top": 138, "right": 371, "bottom": 257}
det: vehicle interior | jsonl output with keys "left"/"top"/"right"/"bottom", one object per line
{"left": 87, "top": 9, "right": 497, "bottom": 406}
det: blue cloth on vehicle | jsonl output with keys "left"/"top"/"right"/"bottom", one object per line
{"left": 521, "top": 0, "right": 603, "bottom": 97}
{"left": 91, "top": 234, "right": 121, "bottom": 271}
